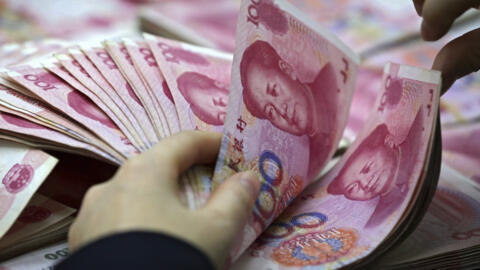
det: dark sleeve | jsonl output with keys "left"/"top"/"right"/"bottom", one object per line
{"left": 55, "top": 231, "right": 215, "bottom": 270}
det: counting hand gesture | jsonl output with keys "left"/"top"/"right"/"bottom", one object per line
{"left": 413, "top": 0, "right": 480, "bottom": 93}
{"left": 68, "top": 131, "right": 260, "bottom": 270}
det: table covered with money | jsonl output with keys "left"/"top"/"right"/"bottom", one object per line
{"left": 0, "top": 0, "right": 479, "bottom": 269}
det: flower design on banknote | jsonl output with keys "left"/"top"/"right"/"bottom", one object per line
{"left": 67, "top": 90, "right": 117, "bottom": 129}
{"left": 271, "top": 227, "right": 357, "bottom": 266}
{"left": 158, "top": 42, "right": 209, "bottom": 66}
{"left": 177, "top": 71, "right": 229, "bottom": 125}
{"left": 17, "top": 205, "right": 52, "bottom": 223}
{"left": 262, "top": 212, "right": 328, "bottom": 241}
{"left": 378, "top": 75, "right": 403, "bottom": 112}
{"left": 2, "top": 163, "right": 34, "bottom": 194}
{"left": 247, "top": 0, "right": 288, "bottom": 35}
{"left": 1, "top": 112, "right": 45, "bottom": 129}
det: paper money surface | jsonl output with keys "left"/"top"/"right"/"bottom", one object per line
{"left": 363, "top": 18, "right": 480, "bottom": 125}
{"left": 345, "top": 67, "right": 383, "bottom": 140}
{"left": 213, "top": 0, "right": 359, "bottom": 259}
{"left": 442, "top": 123, "right": 480, "bottom": 186}
{"left": 0, "top": 0, "right": 138, "bottom": 44}
{"left": 231, "top": 63, "right": 441, "bottom": 269}
{"left": 0, "top": 142, "right": 57, "bottom": 239}
{"left": 123, "top": 38, "right": 181, "bottom": 135}
{"left": 0, "top": 194, "right": 75, "bottom": 251}
{"left": 105, "top": 40, "right": 168, "bottom": 139}
{"left": 80, "top": 42, "right": 159, "bottom": 147}
{"left": 4, "top": 64, "right": 137, "bottom": 158}
{"left": 375, "top": 165, "right": 480, "bottom": 268}
{"left": 286, "top": 0, "right": 422, "bottom": 53}
{"left": 140, "top": 0, "right": 239, "bottom": 52}
{"left": 0, "top": 241, "right": 68, "bottom": 270}
{"left": 145, "top": 33, "right": 233, "bottom": 132}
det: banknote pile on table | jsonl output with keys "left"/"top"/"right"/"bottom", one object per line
{"left": 0, "top": 0, "right": 479, "bottom": 269}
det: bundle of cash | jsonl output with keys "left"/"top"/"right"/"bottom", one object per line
{"left": 1, "top": 0, "right": 479, "bottom": 269}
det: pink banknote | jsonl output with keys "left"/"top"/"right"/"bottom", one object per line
{"left": 442, "top": 123, "right": 480, "bottom": 185}
{"left": 4, "top": 64, "right": 136, "bottom": 158}
{"left": 0, "top": 111, "right": 121, "bottom": 164}
{"left": 140, "top": 0, "right": 239, "bottom": 52}
{"left": 145, "top": 33, "right": 233, "bottom": 132}
{"left": 104, "top": 40, "right": 168, "bottom": 139}
{"left": 123, "top": 38, "right": 181, "bottom": 134}
{"left": 0, "top": 84, "right": 103, "bottom": 146}
{"left": 0, "top": 142, "right": 57, "bottom": 238}
{"left": 0, "top": 241, "right": 68, "bottom": 270}
{"left": 213, "top": 0, "right": 360, "bottom": 260}
{"left": 345, "top": 67, "right": 383, "bottom": 140}
{"left": 231, "top": 63, "right": 441, "bottom": 269}
{"left": 80, "top": 43, "right": 158, "bottom": 147}
{"left": 363, "top": 27, "right": 480, "bottom": 125}
{"left": 65, "top": 48, "right": 150, "bottom": 149}
{"left": 0, "top": 0, "right": 138, "bottom": 43}
{"left": 286, "top": 0, "right": 421, "bottom": 53}
{"left": 375, "top": 164, "right": 480, "bottom": 267}
{"left": 52, "top": 53, "right": 145, "bottom": 151}
{"left": 43, "top": 61, "right": 141, "bottom": 160}
{"left": 0, "top": 194, "right": 75, "bottom": 248}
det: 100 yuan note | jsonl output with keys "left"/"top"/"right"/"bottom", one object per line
{"left": 0, "top": 83, "right": 115, "bottom": 154}
{"left": 64, "top": 48, "right": 149, "bottom": 147}
{"left": 0, "top": 241, "right": 68, "bottom": 270}
{"left": 0, "top": 142, "right": 57, "bottom": 238}
{"left": 51, "top": 53, "right": 146, "bottom": 151}
{"left": 232, "top": 63, "right": 441, "bottom": 269}
{"left": 105, "top": 40, "right": 168, "bottom": 139}
{"left": 4, "top": 65, "right": 136, "bottom": 158}
{"left": 140, "top": 0, "right": 239, "bottom": 52}
{"left": 0, "top": 194, "right": 75, "bottom": 249}
{"left": 213, "top": 0, "right": 359, "bottom": 259}
{"left": 145, "top": 33, "right": 233, "bottom": 132}
{"left": 122, "top": 38, "right": 181, "bottom": 135}
{"left": 80, "top": 43, "right": 158, "bottom": 148}
{"left": 0, "top": 111, "right": 121, "bottom": 164}
{"left": 376, "top": 165, "right": 480, "bottom": 267}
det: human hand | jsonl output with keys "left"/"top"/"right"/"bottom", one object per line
{"left": 68, "top": 131, "right": 260, "bottom": 270}
{"left": 413, "top": 0, "right": 480, "bottom": 93}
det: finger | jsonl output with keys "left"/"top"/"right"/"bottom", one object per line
{"left": 413, "top": 0, "right": 425, "bottom": 15}
{"left": 432, "top": 28, "right": 480, "bottom": 94}
{"left": 421, "top": 0, "right": 480, "bottom": 41}
{"left": 150, "top": 131, "right": 223, "bottom": 179}
{"left": 203, "top": 171, "right": 260, "bottom": 235}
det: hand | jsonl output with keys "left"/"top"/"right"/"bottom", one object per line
{"left": 68, "top": 131, "right": 260, "bottom": 270}
{"left": 413, "top": 0, "right": 480, "bottom": 93}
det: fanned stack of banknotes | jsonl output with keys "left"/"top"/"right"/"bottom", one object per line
{"left": 0, "top": 0, "right": 479, "bottom": 269}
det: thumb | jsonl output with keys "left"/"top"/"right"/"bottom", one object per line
{"left": 204, "top": 171, "right": 260, "bottom": 235}
{"left": 432, "top": 28, "right": 480, "bottom": 94}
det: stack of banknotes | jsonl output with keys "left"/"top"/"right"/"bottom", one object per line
{"left": 0, "top": 0, "right": 479, "bottom": 269}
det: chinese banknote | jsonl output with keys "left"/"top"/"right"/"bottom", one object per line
{"left": 0, "top": 0, "right": 479, "bottom": 269}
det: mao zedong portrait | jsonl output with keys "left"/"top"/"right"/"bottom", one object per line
{"left": 177, "top": 71, "right": 229, "bottom": 126}
{"left": 68, "top": 91, "right": 117, "bottom": 129}
{"left": 328, "top": 109, "right": 425, "bottom": 227}
{"left": 239, "top": 40, "right": 339, "bottom": 179}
